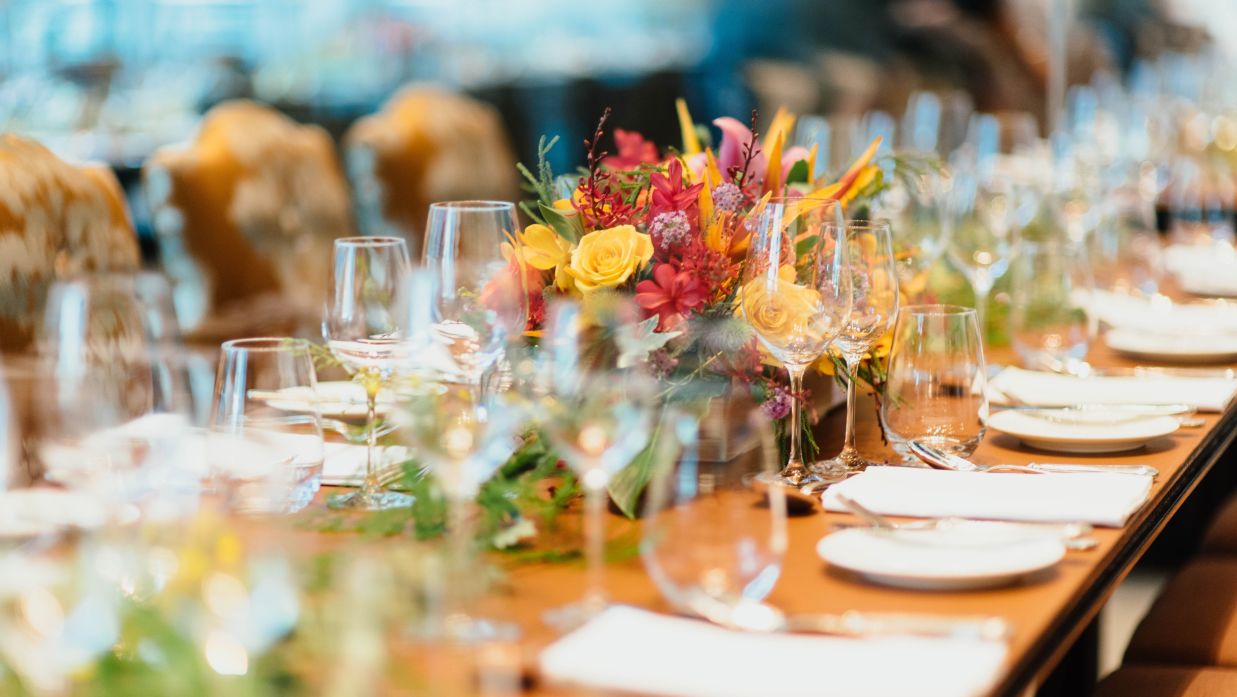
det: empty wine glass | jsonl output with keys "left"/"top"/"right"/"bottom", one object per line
{"left": 423, "top": 201, "right": 528, "bottom": 406}
{"left": 641, "top": 408, "right": 787, "bottom": 623}
{"left": 880, "top": 305, "right": 988, "bottom": 459}
{"left": 323, "top": 236, "right": 414, "bottom": 511}
{"left": 209, "top": 338, "right": 324, "bottom": 515}
{"left": 815, "top": 219, "right": 899, "bottom": 475}
{"left": 399, "top": 380, "right": 525, "bottom": 639}
{"left": 36, "top": 274, "right": 197, "bottom": 519}
{"left": 1009, "top": 238, "right": 1095, "bottom": 373}
{"left": 537, "top": 299, "right": 655, "bottom": 628}
{"left": 739, "top": 197, "right": 851, "bottom": 486}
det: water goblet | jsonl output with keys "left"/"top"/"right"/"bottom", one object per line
{"left": 880, "top": 305, "right": 989, "bottom": 460}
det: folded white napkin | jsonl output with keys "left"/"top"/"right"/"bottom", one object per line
{"left": 1087, "top": 289, "right": 1237, "bottom": 334}
{"left": 821, "top": 466, "right": 1151, "bottom": 527}
{"left": 539, "top": 606, "right": 1006, "bottom": 697}
{"left": 321, "top": 443, "right": 413, "bottom": 486}
{"left": 1164, "top": 244, "right": 1237, "bottom": 298}
{"left": 989, "top": 366, "right": 1236, "bottom": 412}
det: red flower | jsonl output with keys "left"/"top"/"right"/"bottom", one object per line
{"left": 648, "top": 159, "right": 703, "bottom": 223}
{"left": 635, "top": 263, "right": 707, "bottom": 330}
{"left": 602, "top": 129, "right": 659, "bottom": 170}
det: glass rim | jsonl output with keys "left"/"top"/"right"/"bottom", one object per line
{"left": 428, "top": 200, "right": 516, "bottom": 212}
{"left": 334, "top": 236, "right": 406, "bottom": 248}
{"left": 899, "top": 304, "right": 979, "bottom": 317}
{"left": 220, "top": 337, "right": 311, "bottom": 353}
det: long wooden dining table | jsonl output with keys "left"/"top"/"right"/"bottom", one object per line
{"left": 297, "top": 342, "right": 1237, "bottom": 697}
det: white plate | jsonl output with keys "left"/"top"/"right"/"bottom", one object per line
{"left": 261, "top": 381, "right": 399, "bottom": 420}
{"left": 987, "top": 409, "right": 1179, "bottom": 454}
{"left": 1105, "top": 328, "right": 1237, "bottom": 364}
{"left": 0, "top": 489, "right": 108, "bottom": 539}
{"left": 816, "top": 524, "right": 1065, "bottom": 590}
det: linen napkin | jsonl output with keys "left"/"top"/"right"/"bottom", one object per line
{"left": 538, "top": 606, "right": 1007, "bottom": 697}
{"left": 321, "top": 443, "right": 414, "bottom": 486}
{"left": 821, "top": 466, "right": 1152, "bottom": 527}
{"left": 1164, "top": 244, "right": 1237, "bottom": 297}
{"left": 988, "top": 366, "right": 1237, "bottom": 412}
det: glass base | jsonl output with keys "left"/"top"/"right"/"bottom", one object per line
{"left": 810, "top": 449, "right": 873, "bottom": 479}
{"left": 327, "top": 489, "right": 413, "bottom": 511}
{"left": 543, "top": 596, "right": 608, "bottom": 632}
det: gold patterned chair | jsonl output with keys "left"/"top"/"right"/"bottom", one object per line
{"left": 344, "top": 85, "right": 518, "bottom": 256}
{"left": 144, "top": 100, "right": 354, "bottom": 343}
{"left": 0, "top": 134, "right": 140, "bottom": 354}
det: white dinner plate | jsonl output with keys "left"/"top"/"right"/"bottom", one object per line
{"left": 0, "top": 489, "right": 108, "bottom": 539}
{"left": 987, "top": 409, "right": 1179, "bottom": 454}
{"left": 1104, "top": 328, "right": 1237, "bottom": 364}
{"left": 816, "top": 524, "right": 1065, "bottom": 591}
{"left": 260, "top": 381, "right": 399, "bottom": 420}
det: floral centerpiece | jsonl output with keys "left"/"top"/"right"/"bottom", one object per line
{"left": 502, "top": 101, "right": 891, "bottom": 515}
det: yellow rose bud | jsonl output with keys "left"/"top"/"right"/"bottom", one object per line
{"left": 565, "top": 224, "right": 654, "bottom": 293}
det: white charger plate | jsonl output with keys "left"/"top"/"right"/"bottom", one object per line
{"left": 0, "top": 489, "right": 108, "bottom": 539}
{"left": 1104, "top": 328, "right": 1237, "bottom": 364}
{"left": 816, "top": 524, "right": 1065, "bottom": 591}
{"left": 987, "top": 409, "right": 1179, "bottom": 454}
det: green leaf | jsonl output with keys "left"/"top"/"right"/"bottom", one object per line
{"left": 785, "top": 159, "right": 810, "bottom": 184}
{"left": 607, "top": 408, "right": 677, "bottom": 518}
{"left": 540, "top": 203, "right": 584, "bottom": 243}
{"left": 618, "top": 316, "right": 681, "bottom": 368}
{"left": 795, "top": 234, "right": 820, "bottom": 257}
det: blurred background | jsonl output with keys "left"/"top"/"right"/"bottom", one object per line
{"left": 3, "top": 0, "right": 1237, "bottom": 271}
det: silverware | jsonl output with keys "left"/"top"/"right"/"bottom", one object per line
{"left": 699, "top": 597, "right": 1011, "bottom": 641}
{"left": 909, "top": 441, "right": 1159, "bottom": 478}
{"left": 835, "top": 494, "right": 1099, "bottom": 551}
{"left": 1035, "top": 356, "right": 1236, "bottom": 381}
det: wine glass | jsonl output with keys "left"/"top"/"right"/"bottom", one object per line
{"left": 641, "top": 407, "right": 788, "bottom": 624}
{"left": 36, "top": 274, "right": 197, "bottom": 520}
{"left": 209, "top": 338, "right": 324, "bottom": 515}
{"left": 1009, "top": 238, "right": 1095, "bottom": 373}
{"left": 422, "top": 201, "right": 528, "bottom": 405}
{"left": 323, "top": 236, "right": 414, "bottom": 511}
{"left": 739, "top": 197, "right": 851, "bottom": 486}
{"left": 814, "top": 219, "right": 900, "bottom": 475}
{"left": 399, "top": 380, "right": 526, "bottom": 639}
{"left": 880, "top": 305, "right": 988, "bottom": 459}
{"left": 537, "top": 298, "right": 655, "bottom": 628}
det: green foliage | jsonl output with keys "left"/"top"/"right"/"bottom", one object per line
{"left": 517, "top": 135, "right": 561, "bottom": 224}
{"left": 785, "top": 159, "right": 810, "bottom": 185}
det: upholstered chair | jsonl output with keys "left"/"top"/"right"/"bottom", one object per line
{"left": 344, "top": 85, "right": 518, "bottom": 257}
{"left": 144, "top": 100, "right": 353, "bottom": 342}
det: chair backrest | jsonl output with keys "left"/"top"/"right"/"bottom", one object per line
{"left": 345, "top": 85, "right": 518, "bottom": 257}
{"left": 0, "top": 134, "right": 140, "bottom": 353}
{"left": 144, "top": 100, "right": 353, "bottom": 335}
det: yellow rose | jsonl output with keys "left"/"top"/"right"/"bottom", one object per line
{"left": 565, "top": 224, "right": 654, "bottom": 293}
{"left": 738, "top": 266, "right": 829, "bottom": 356}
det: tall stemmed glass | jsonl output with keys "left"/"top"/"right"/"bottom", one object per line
{"left": 323, "top": 236, "right": 414, "bottom": 511}
{"left": 422, "top": 201, "right": 527, "bottom": 406}
{"left": 538, "top": 298, "right": 655, "bottom": 628}
{"left": 740, "top": 198, "right": 851, "bottom": 487}
{"left": 814, "top": 219, "right": 900, "bottom": 475}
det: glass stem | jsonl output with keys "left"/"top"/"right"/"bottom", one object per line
{"left": 583, "top": 476, "right": 608, "bottom": 612}
{"left": 841, "top": 355, "right": 861, "bottom": 459}
{"left": 362, "top": 370, "right": 380, "bottom": 497}
{"left": 784, "top": 365, "right": 808, "bottom": 481}
{"left": 973, "top": 275, "right": 993, "bottom": 344}
{"left": 446, "top": 494, "right": 477, "bottom": 624}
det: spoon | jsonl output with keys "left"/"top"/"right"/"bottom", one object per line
{"left": 909, "top": 441, "right": 1159, "bottom": 478}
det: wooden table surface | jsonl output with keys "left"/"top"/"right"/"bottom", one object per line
{"left": 296, "top": 343, "right": 1237, "bottom": 697}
